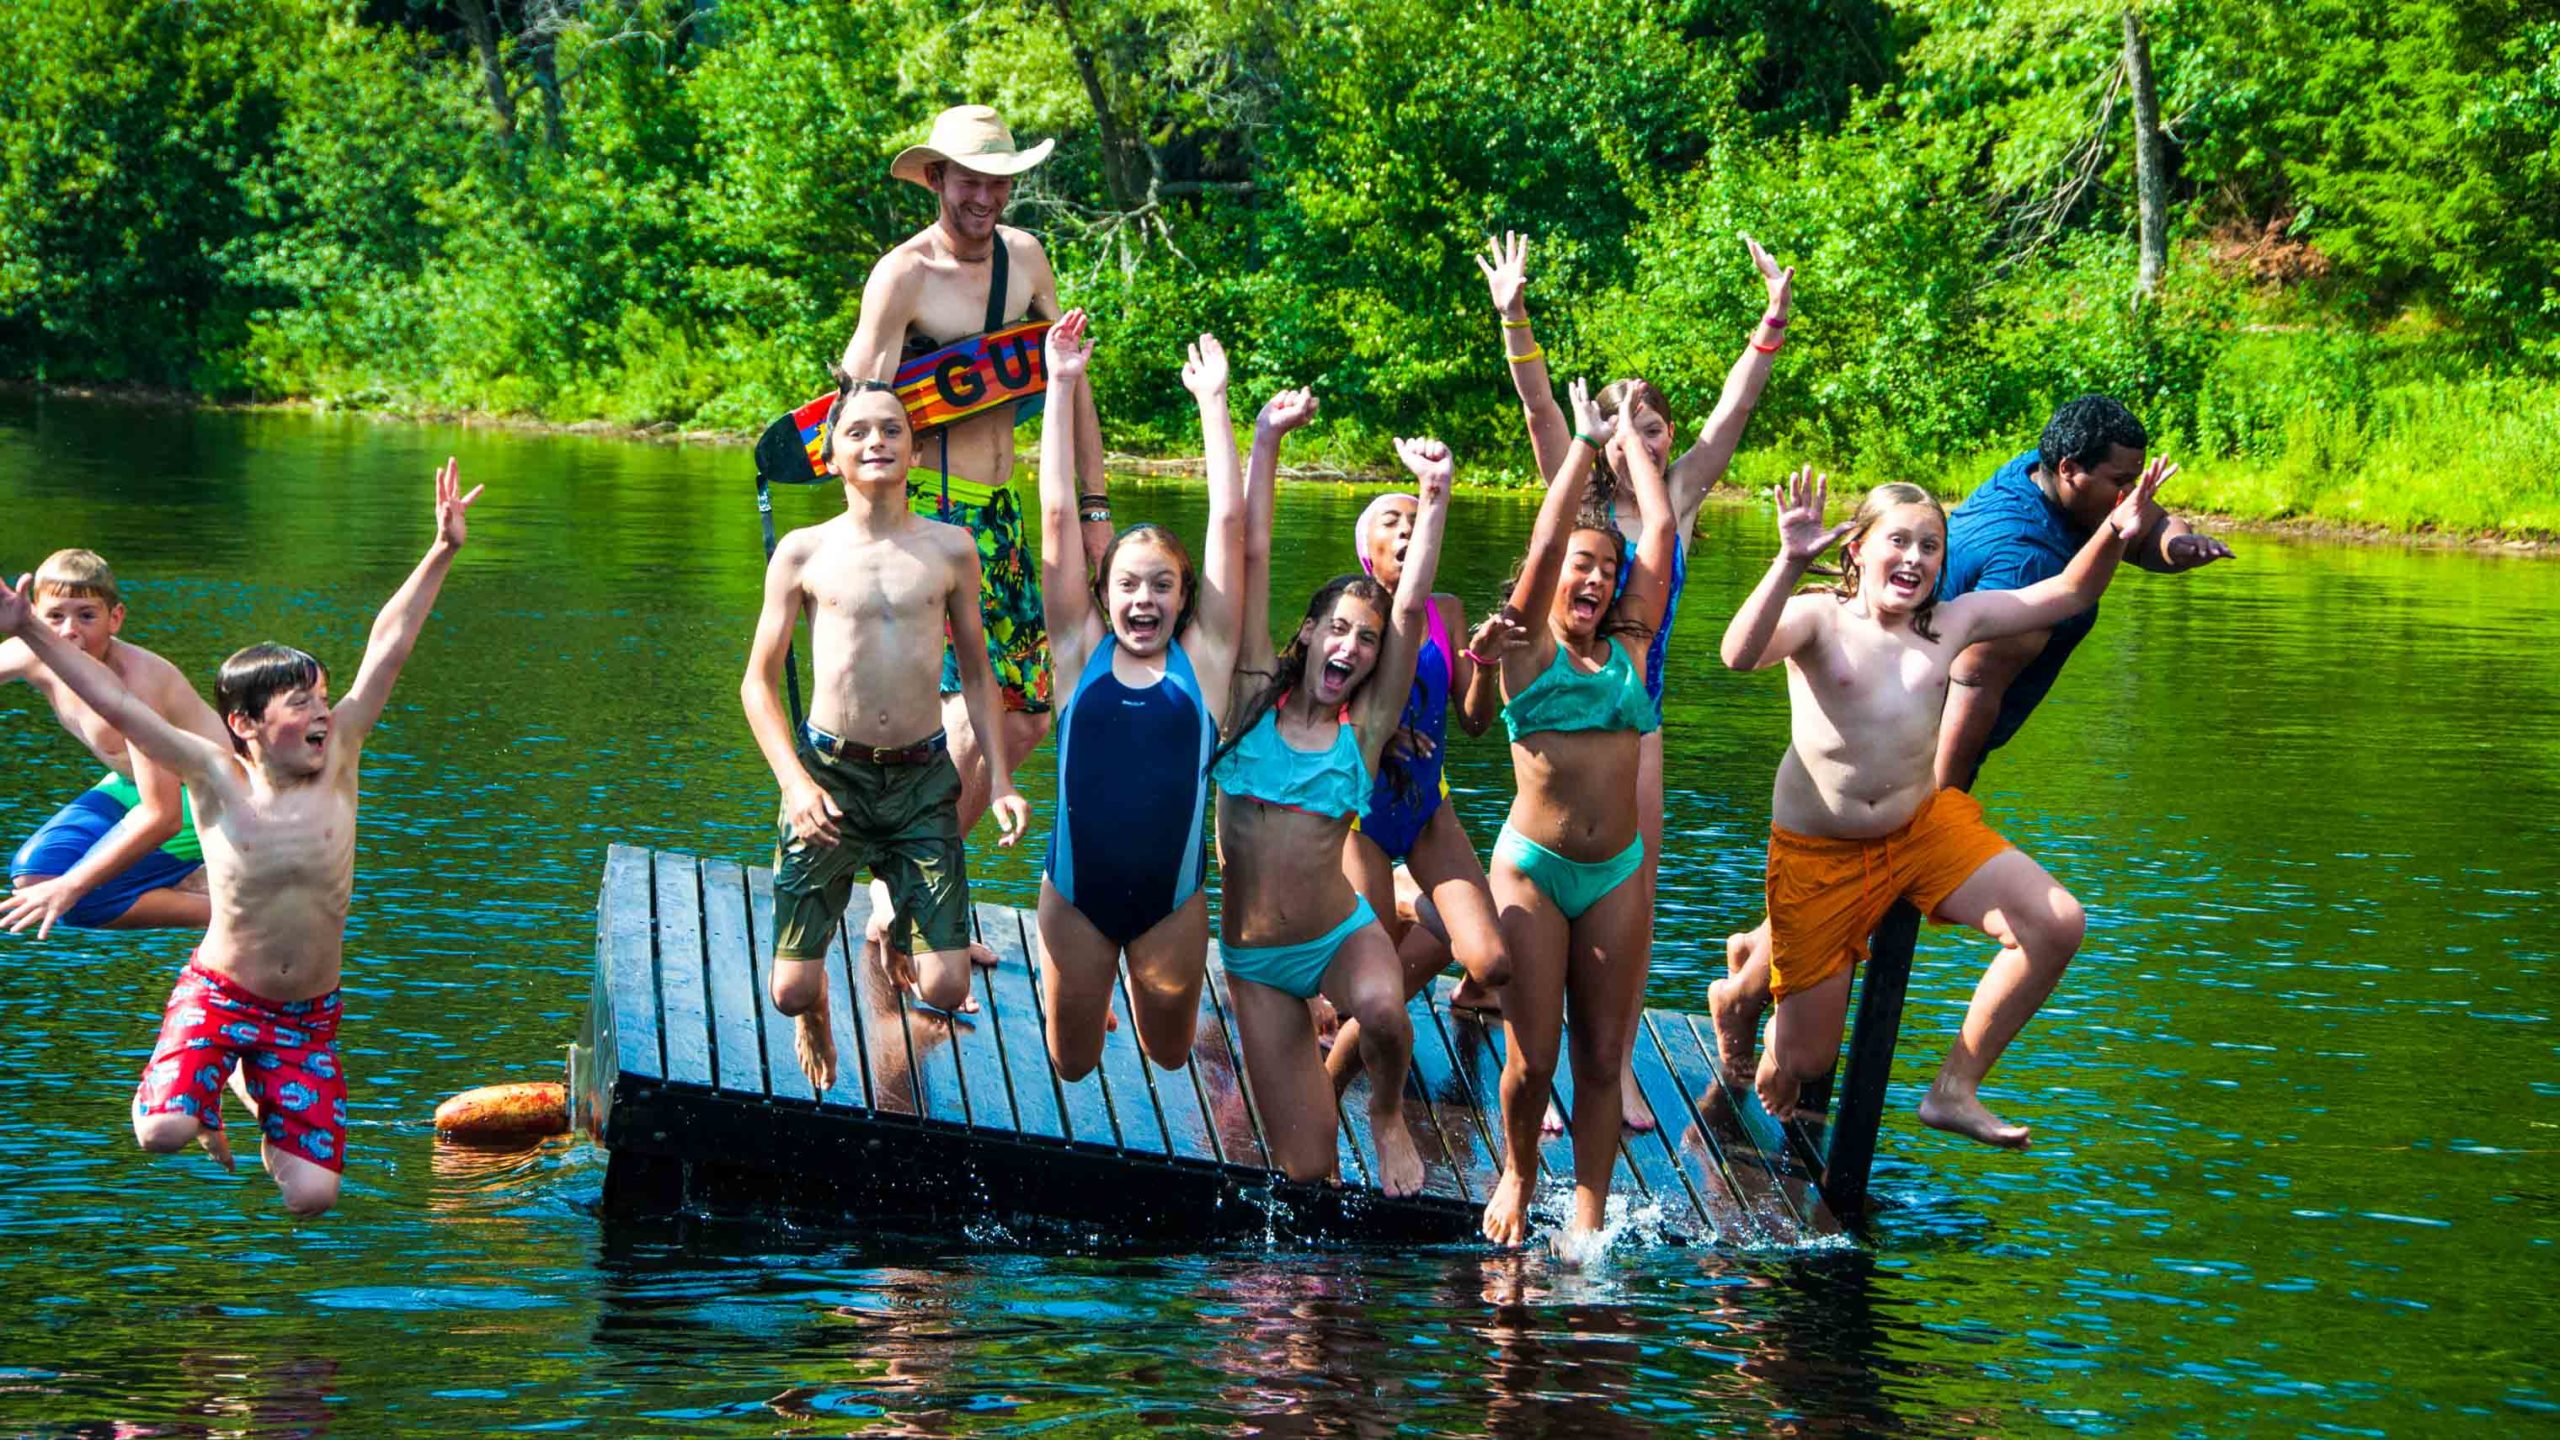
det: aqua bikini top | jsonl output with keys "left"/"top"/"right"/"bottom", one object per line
{"left": 1212, "top": 702, "right": 1371, "bottom": 819}
{"left": 1502, "top": 637, "right": 1661, "bottom": 742}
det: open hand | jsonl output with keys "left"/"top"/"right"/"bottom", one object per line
{"left": 1567, "top": 378, "right": 1618, "bottom": 453}
{"left": 1181, "top": 333, "right": 1229, "bottom": 399}
{"left": 783, "top": 778, "right": 843, "bottom": 850}
{"left": 989, "top": 790, "right": 1031, "bottom": 847}
{"left": 2107, "top": 456, "right": 2176, "bottom": 540}
{"left": 1467, "top": 608, "right": 1530, "bottom": 666}
{"left": 1256, "top": 386, "right": 1318, "bottom": 436}
{"left": 1477, "top": 231, "right": 1530, "bottom": 319}
{"left": 434, "top": 458, "right": 485, "bottom": 549}
{"left": 0, "top": 874, "right": 87, "bottom": 940}
{"left": 1382, "top": 725, "right": 1435, "bottom": 765}
{"left": 1394, "top": 436, "right": 1453, "bottom": 501}
{"left": 0, "top": 572, "right": 28, "bottom": 636}
{"left": 1744, "top": 233, "right": 1793, "bottom": 320}
{"left": 2166, "top": 531, "right": 2235, "bottom": 568}
{"left": 1774, "top": 467, "right": 1855, "bottom": 563}
{"left": 1045, "top": 308, "right": 1092, "bottom": 382}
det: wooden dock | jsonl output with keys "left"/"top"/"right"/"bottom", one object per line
{"left": 577, "top": 845, "right": 1848, "bottom": 1247}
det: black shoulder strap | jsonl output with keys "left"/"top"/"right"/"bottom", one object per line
{"left": 986, "top": 232, "right": 1012, "bottom": 334}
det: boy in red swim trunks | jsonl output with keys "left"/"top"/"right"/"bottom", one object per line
{"left": 0, "top": 460, "right": 483, "bottom": 1215}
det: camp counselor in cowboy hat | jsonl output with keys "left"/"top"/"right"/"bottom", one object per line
{"left": 890, "top": 106, "right": 1057, "bottom": 189}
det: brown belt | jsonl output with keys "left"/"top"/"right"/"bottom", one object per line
{"left": 803, "top": 724, "right": 948, "bottom": 766}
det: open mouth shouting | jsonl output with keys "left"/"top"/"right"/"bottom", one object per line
{"left": 1121, "top": 609, "right": 1164, "bottom": 646}
{"left": 1883, "top": 562, "right": 1929, "bottom": 600}
{"left": 1313, "top": 653, "right": 1359, "bottom": 701}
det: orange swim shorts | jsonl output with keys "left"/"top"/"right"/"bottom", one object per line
{"left": 1765, "top": 787, "right": 2012, "bottom": 1001}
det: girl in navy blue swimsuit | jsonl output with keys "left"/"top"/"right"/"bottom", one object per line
{"left": 1031, "top": 313, "right": 1248, "bottom": 1079}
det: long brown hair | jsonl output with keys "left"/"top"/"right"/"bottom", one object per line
{"left": 1215, "top": 573, "right": 1387, "bottom": 769}
{"left": 1826, "top": 482, "right": 1948, "bottom": 642}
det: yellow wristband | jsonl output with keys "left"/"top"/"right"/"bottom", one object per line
{"left": 1500, "top": 316, "right": 1535, "bottom": 330}
{"left": 1505, "top": 343, "right": 1545, "bottom": 366}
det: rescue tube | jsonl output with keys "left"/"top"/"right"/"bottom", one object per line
{"left": 434, "top": 1081, "right": 569, "bottom": 1141}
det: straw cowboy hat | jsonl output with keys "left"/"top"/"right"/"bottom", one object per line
{"left": 890, "top": 106, "right": 1056, "bottom": 188}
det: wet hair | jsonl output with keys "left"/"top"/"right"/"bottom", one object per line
{"left": 2039, "top": 396, "right": 2148, "bottom": 477}
{"left": 1827, "top": 483, "right": 1948, "bottom": 642}
{"left": 819, "top": 373, "right": 906, "bottom": 465}
{"left": 1492, "top": 501, "right": 1649, "bottom": 647}
{"left": 216, "top": 643, "right": 326, "bottom": 755}
{"left": 1094, "top": 522, "right": 1200, "bottom": 639}
{"left": 32, "top": 549, "right": 120, "bottom": 610}
{"left": 1214, "top": 573, "right": 1388, "bottom": 771}
{"left": 1583, "top": 378, "right": 1673, "bottom": 516}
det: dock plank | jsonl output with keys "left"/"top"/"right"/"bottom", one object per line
{"left": 1621, "top": 1016, "right": 1724, "bottom": 1242}
{"left": 1678, "top": 1012, "right": 1841, "bottom": 1238}
{"left": 744, "top": 867, "right": 814, "bottom": 1103}
{"left": 602, "top": 845, "right": 660, "bottom": 1082}
{"left": 1652, "top": 1010, "right": 1809, "bottom": 1246}
{"left": 832, "top": 893, "right": 904, "bottom": 1115}
{"left": 1088, "top": 951, "right": 1171, "bottom": 1159}
{"left": 700, "top": 860, "right": 765, "bottom": 1096}
{"left": 651, "top": 851, "right": 714, "bottom": 1088}
{"left": 1117, "top": 969, "right": 1219, "bottom": 1166}
{"left": 1191, "top": 952, "right": 1267, "bottom": 1170}
{"left": 944, "top": 910, "right": 1017, "bottom": 1131}
{"left": 1020, "top": 911, "right": 1118, "bottom": 1148}
{"left": 1408, "top": 993, "right": 1501, "bottom": 1201}
{"left": 972, "top": 903, "right": 1064, "bottom": 1142}
{"left": 1438, "top": 996, "right": 1539, "bottom": 1184}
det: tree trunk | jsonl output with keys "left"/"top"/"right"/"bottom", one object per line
{"left": 2123, "top": 7, "right": 2168, "bottom": 299}
{"left": 1046, "top": 0, "right": 1142, "bottom": 209}
{"left": 453, "top": 0, "right": 517, "bottom": 138}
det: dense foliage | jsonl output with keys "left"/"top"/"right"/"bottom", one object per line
{"left": 2, "top": 0, "right": 2554, "bottom": 529}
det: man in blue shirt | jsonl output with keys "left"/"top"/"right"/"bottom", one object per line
{"left": 1712, "top": 396, "right": 2233, "bottom": 1077}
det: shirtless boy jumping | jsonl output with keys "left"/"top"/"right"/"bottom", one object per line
{"left": 4, "top": 549, "right": 232, "bottom": 937}
{"left": 742, "top": 379, "right": 1030, "bottom": 1093}
{"left": 0, "top": 461, "right": 483, "bottom": 1216}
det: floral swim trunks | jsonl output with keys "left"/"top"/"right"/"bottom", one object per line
{"left": 132, "top": 960, "right": 348, "bottom": 1172}
{"left": 911, "top": 469, "right": 1052, "bottom": 714}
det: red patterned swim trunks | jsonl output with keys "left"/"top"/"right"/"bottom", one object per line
{"left": 132, "top": 961, "right": 348, "bottom": 1173}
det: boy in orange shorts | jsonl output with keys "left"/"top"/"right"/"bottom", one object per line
{"left": 1719, "top": 462, "right": 2164, "bottom": 1149}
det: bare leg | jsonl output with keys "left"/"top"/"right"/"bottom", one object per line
{"left": 1709, "top": 917, "right": 1773, "bottom": 1077}
{"left": 1484, "top": 857, "right": 1568, "bottom": 1247}
{"left": 1331, "top": 819, "right": 1508, "bottom": 1090}
{"left": 1756, "top": 966, "right": 1851, "bottom": 1124}
{"left": 1319, "top": 924, "right": 1425, "bottom": 1197}
{"left": 906, "top": 946, "right": 979, "bottom": 1016}
{"left": 1227, "top": 973, "right": 1338, "bottom": 1184}
{"left": 1036, "top": 880, "right": 1124, "bottom": 1081}
{"left": 1121, "top": 890, "right": 1211, "bottom": 1070}
{"left": 1615, "top": 730, "right": 1666, "bottom": 1133}
{"left": 1561, "top": 868, "right": 1653, "bottom": 1248}
{"left": 939, "top": 695, "right": 1052, "bottom": 967}
{"left": 1918, "top": 849, "right": 2084, "bottom": 1149}
{"left": 265, "top": 1143, "right": 340, "bottom": 1217}
{"left": 767, "top": 955, "right": 835, "bottom": 1092}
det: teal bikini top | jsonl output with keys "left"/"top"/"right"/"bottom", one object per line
{"left": 1502, "top": 638, "right": 1661, "bottom": 742}
{"left": 1212, "top": 704, "right": 1371, "bottom": 819}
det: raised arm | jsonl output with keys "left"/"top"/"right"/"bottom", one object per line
{"left": 1455, "top": 604, "right": 1524, "bottom": 736}
{"left": 1358, "top": 439, "right": 1454, "bottom": 754}
{"left": 1035, "top": 311, "right": 1099, "bottom": 669}
{"left": 330, "top": 459, "right": 480, "bottom": 747}
{"left": 0, "top": 579, "right": 233, "bottom": 792}
{"left": 1722, "top": 468, "right": 1856, "bottom": 671}
{"left": 839, "top": 251, "right": 918, "bottom": 382}
{"left": 1184, "top": 335, "right": 1244, "bottom": 664}
{"left": 1945, "top": 460, "right": 2169, "bottom": 646}
{"left": 1023, "top": 243, "right": 1115, "bottom": 569}
{"left": 1503, "top": 379, "right": 1615, "bottom": 639}
{"left": 1614, "top": 398, "right": 1682, "bottom": 640}
{"left": 1667, "top": 235, "right": 1794, "bottom": 522}
{"left": 1478, "top": 232, "right": 1573, "bottom": 482}
{"left": 1239, "top": 387, "right": 1318, "bottom": 681}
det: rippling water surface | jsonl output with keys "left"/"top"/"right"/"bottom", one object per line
{"left": 1, "top": 397, "right": 2551, "bottom": 1435}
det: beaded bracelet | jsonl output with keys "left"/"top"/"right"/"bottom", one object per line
{"left": 1506, "top": 344, "right": 1546, "bottom": 366}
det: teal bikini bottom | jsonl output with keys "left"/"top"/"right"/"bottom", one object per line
{"left": 1222, "top": 897, "right": 1378, "bottom": 1000}
{"left": 1494, "top": 825, "right": 1645, "bottom": 920}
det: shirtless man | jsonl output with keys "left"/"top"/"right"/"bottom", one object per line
{"left": 742, "top": 379, "right": 1031, "bottom": 1092}
{"left": 4, "top": 549, "right": 231, "bottom": 937}
{"left": 839, "top": 105, "right": 1111, "bottom": 862}
{"left": 0, "top": 461, "right": 483, "bottom": 1215}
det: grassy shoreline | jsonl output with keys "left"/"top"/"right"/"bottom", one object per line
{"left": 10, "top": 379, "right": 2554, "bottom": 552}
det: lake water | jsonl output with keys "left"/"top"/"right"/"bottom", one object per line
{"left": 0, "top": 395, "right": 2551, "bottom": 1435}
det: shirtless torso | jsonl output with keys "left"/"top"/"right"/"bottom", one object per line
{"left": 774, "top": 507, "right": 978, "bottom": 747}
{"left": 840, "top": 225, "right": 1055, "bottom": 491}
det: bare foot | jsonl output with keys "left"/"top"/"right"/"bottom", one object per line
{"left": 1753, "top": 1047, "right": 1799, "bottom": 1122}
{"left": 1707, "top": 975, "right": 1763, "bottom": 1077}
{"left": 1550, "top": 1219, "right": 1608, "bottom": 1270}
{"left": 795, "top": 1004, "right": 838, "bottom": 1093}
{"left": 969, "top": 941, "right": 999, "bottom": 969}
{"left": 1620, "top": 1065, "right": 1655, "bottom": 1132}
{"left": 1447, "top": 977, "right": 1502, "bottom": 1015}
{"left": 1481, "top": 1167, "right": 1533, "bottom": 1246}
{"left": 1372, "top": 1111, "right": 1426, "bottom": 1197}
{"left": 1918, "top": 1084, "right": 2032, "bottom": 1149}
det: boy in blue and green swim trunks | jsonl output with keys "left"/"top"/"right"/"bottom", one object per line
{"left": 2, "top": 550, "right": 230, "bottom": 937}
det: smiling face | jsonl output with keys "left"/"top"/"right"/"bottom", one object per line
{"left": 237, "top": 672, "right": 333, "bottom": 778}
{"left": 1104, "top": 534, "right": 1189, "bottom": 656}
{"left": 931, "top": 162, "right": 1014, "bottom": 245}
{"left": 1848, "top": 502, "right": 1947, "bottom": 616}
{"left": 1300, "top": 590, "right": 1387, "bottom": 709}
{"left": 31, "top": 587, "right": 121, "bottom": 660}
{"left": 1361, "top": 495, "right": 1418, "bottom": 590}
{"left": 1551, "top": 527, "right": 1623, "bottom": 641}
{"left": 828, "top": 388, "right": 917, "bottom": 492}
